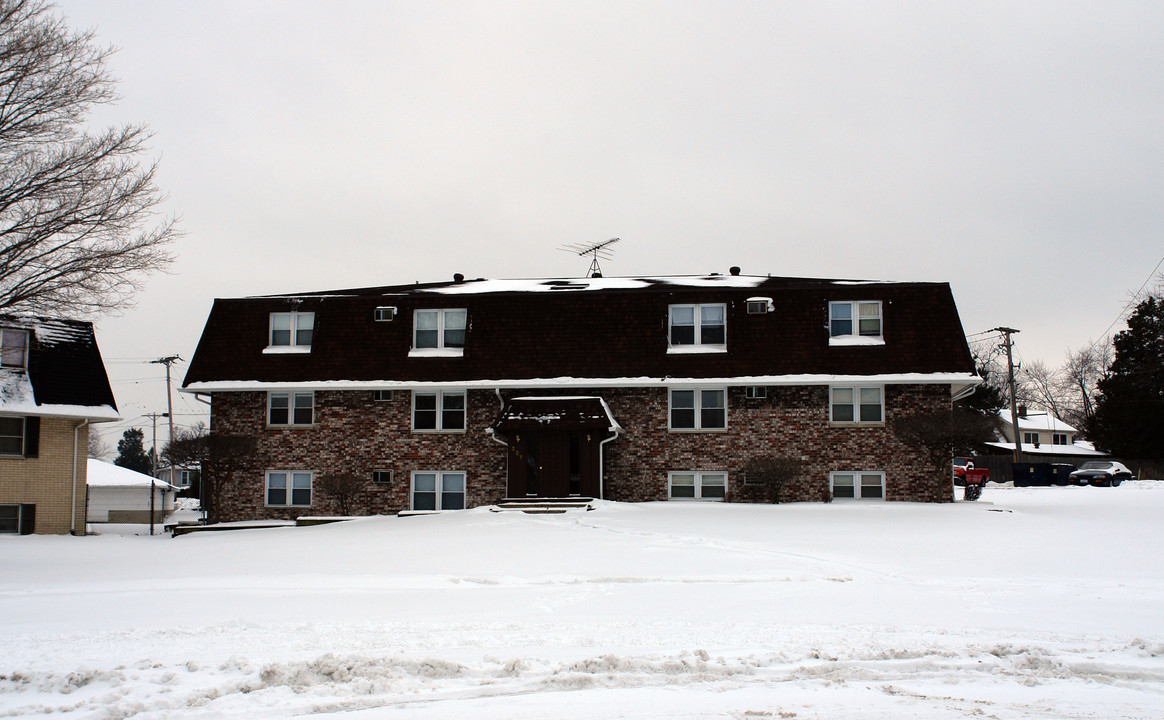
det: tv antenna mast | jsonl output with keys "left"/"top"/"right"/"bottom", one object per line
{"left": 559, "top": 237, "right": 620, "bottom": 277}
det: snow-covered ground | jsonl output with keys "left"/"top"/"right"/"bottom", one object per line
{"left": 3, "top": 484, "right": 1163, "bottom": 719}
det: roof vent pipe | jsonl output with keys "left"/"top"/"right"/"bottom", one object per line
{"left": 730, "top": 266, "right": 741, "bottom": 276}
{"left": 453, "top": 273, "right": 465, "bottom": 283}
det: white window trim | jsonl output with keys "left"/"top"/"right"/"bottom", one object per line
{"left": 667, "top": 303, "right": 727, "bottom": 353}
{"left": 668, "top": 471, "right": 728, "bottom": 501}
{"left": 267, "top": 391, "right": 315, "bottom": 427}
{"left": 829, "top": 385, "right": 883, "bottom": 425}
{"left": 0, "top": 328, "right": 29, "bottom": 369}
{"left": 266, "top": 311, "right": 314, "bottom": 352}
{"left": 0, "top": 504, "right": 22, "bottom": 534}
{"left": 410, "top": 308, "right": 467, "bottom": 356}
{"left": 0, "top": 416, "right": 25, "bottom": 456}
{"left": 668, "top": 387, "right": 728, "bottom": 432}
{"left": 830, "top": 471, "right": 885, "bottom": 501}
{"left": 265, "top": 470, "right": 313, "bottom": 507}
{"left": 411, "top": 389, "right": 467, "bottom": 433}
{"left": 410, "top": 470, "right": 467, "bottom": 511}
{"left": 1052, "top": 433, "right": 1069, "bottom": 445}
{"left": 828, "top": 301, "right": 884, "bottom": 346}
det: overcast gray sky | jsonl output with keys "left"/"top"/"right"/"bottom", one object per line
{"left": 54, "top": 1, "right": 1163, "bottom": 446}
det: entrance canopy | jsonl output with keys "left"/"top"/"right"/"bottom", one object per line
{"left": 489, "top": 397, "right": 622, "bottom": 499}
{"left": 490, "top": 396, "right": 622, "bottom": 438}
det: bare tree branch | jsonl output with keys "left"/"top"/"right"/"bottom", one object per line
{"left": 0, "top": 0, "right": 175, "bottom": 315}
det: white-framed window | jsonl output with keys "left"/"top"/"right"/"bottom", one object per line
{"left": 176, "top": 469, "right": 194, "bottom": 487}
{"left": 745, "top": 386, "right": 767, "bottom": 399}
{"left": 0, "top": 416, "right": 24, "bottom": 455}
{"left": 372, "top": 470, "right": 393, "bottom": 484}
{"left": 373, "top": 390, "right": 394, "bottom": 402}
{"left": 668, "top": 304, "right": 726, "bottom": 350}
{"left": 0, "top": 505, "right": 20, "bottom": 534}
{"left": 831, "top": 471, "right": 885, "bottom": 500}
{"left": 669, "top": 388, "right": 726, "bottom": 431}
{"left": 266, "top": 470, "right": 312, "bottom": 507}
{"left": 830, "top": 386, "right": 883, "bottom": 423}
{"left": 1053, "top": 433, "right": 1069, "bottom": 445}
{"left": 413, "top": 309, "right": 467, "bottom": 351}
{"left": 412, "top": 471, "right": 465, "bottom": 511}
{"left": 374, "top": 306, "right": 397, "bottom": 322}
{"left": 669, "top": 471, "right": 727, "bottom": 500}
{"left": 268, "top": 391, "right": 314, "bottom": 426}
{"left": 1023, "top": 432, "right": 1039, "bottom": 445}
{"left": 412, "top": 390, "right": 466, "bottom": 431}
{"left": 829, "top": 301, "right": 882, "bottom": 340}
{"left": 0, "top": 329, "right": 29, "bottom": 368}
{"left": 268, "top": 312, "right": 314, "bottom": 350}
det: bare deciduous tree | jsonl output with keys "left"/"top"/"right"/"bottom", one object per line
{"left": 317, "top": 473, "right": 366, "bottom": 516}
{"left": 739, "top": 455, "right": 802, "bottom": 504}
{"left": 87, "top": 428, "right": 110, "bottom": 460}
{"left": 893, "top": 409, "right": 1000, "bottom": 490}
{"left": 0, "top": 0, "right": 175, "bottom": 315}
{"left": 164, "top": 424, "right": 254, "bottom": 523}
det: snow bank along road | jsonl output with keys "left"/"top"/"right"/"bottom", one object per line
{"left": 2, "top": 483, "right": 1163, "bottom": 719}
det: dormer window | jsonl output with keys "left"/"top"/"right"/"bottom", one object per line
{"left": 0, "top": 328, "right": 29, "bottom": 368}
{"left": 267, "top": 312, "right": 314, "bottom": 352}
{"left": 411, "top": 309, "right": 466, "bottom": 356}
{"left": 829, "top": 301, "right": 883, "bottom": 346}
{"left": 668, "top": 304, "right": 726, "bottom": 352}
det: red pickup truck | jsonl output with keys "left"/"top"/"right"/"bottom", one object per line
{"left": 952, "top": 457, "right": 990, "bottom": 486}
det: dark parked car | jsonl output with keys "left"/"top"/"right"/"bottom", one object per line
{"left": 1068, "top": 461, "right": 1133, "bottom": 487}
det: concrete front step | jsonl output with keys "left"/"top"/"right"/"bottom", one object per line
{"left": 492, "top": 498, "right": 596, "bottom": 514}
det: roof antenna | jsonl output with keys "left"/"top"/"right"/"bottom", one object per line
{"left": 559, "top": 237, "right": 620, "bottom": 278}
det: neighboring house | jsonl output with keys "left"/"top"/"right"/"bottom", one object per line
{"left": 155, "top": 463, "right": 201, "bottom": 496}
{"left": 0, "top": 316, "right": 119, "bottom": 535}
{"left": 181, "top": 271, "right": 979, "bottom": 521}
{"left": 87, "top": 459, "right": 177, "bottom": 524}
{"left": 988, "top": 407, "right": 1107, "bottom": 460}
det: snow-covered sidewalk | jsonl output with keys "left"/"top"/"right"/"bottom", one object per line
{"left": 2, "top": 484, "right": 1162, "bottom": 719}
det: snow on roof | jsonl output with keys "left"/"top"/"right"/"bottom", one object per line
{"left": 998, "top": 411, "right": 1078, "bottom": 433}
{"left": 87, "top": 459, "right": 177, "bottom": 489}
{"left": 0, "top": 368, "right": 119, "bottom": 420}
{"left": 183, "top": 372, "right": 980, "bottom": 394}
{"left": 984, "top": 441, "right": 1107, "bottom": 457}
{"left": 414, "top": 275, "right": 772, "bottom": 295}
{"left": 1, "top": 315, "right": 92, "bottom": 346}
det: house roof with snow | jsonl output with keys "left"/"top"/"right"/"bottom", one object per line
{"left": 86, "top": 459, "right": 176, "bottom": 490}
{"left": 182, "top": 272, "right": 978, "bottom": 392}
{"left": 0, "top": 315, "right": 119, "bottom": 421}
{"left": 997, "top": 410, "right": 1079, "bottom": 433}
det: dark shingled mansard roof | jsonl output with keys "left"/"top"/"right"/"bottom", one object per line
{"left": 0, "top": 315, "right": 118, "bottom": 418}
{"left": 182, "top": 274, "right": 977, "bottom": 389}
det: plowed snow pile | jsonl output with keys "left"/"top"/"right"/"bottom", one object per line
{"left": 3, "top": 483, "right": 1163, "bottom": 719}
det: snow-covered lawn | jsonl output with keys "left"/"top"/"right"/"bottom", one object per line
{"left": 3, "top": 484, "right": 1163, "bottom": 719}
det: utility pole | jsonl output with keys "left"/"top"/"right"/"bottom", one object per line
{"left": 149, "top": 355, "right": 181, "bottom": 513}
{"left": 144, "top": 411, "right": 168, "bottom": 537}
{"left": 992, "top": 328, "right": 1022, "bottom": 463}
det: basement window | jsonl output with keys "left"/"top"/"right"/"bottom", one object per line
{"left": 669, "top": 471, "right": 727, "bottom": 500}
{"left": 831, "top": 471, "right": 884, "bottom": 500}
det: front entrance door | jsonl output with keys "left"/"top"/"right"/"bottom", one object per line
{"left": 508, "top": 430, "right": 598, "bottom": 498}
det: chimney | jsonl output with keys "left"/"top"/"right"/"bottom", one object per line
{"left": 1018, "top": 405, "right": 1027, "bottom": 417}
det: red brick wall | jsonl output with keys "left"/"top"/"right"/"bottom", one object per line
{"left": 208, "top": 383, "right": 952, "bottom": 521}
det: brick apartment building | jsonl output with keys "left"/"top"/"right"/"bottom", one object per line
{"left": 182, "top": 270, "right": 979, "bottom": 521}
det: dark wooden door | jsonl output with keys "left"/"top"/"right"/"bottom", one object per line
{"left": 507, "top": 429, "right": 603, "bottom": 498}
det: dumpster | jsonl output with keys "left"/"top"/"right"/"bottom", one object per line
{"left": 1012, "top": 463, "right": 1052, "bottom": 487}
{"left": 1048, "top": 463, "right": 1076, "bottom": 486}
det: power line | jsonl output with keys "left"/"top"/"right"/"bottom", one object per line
{"left": 1090, "top": 252, "right": 1164, "bottom": 349}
